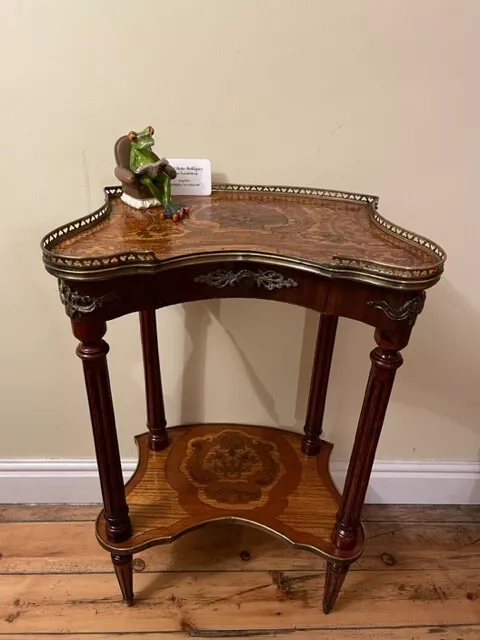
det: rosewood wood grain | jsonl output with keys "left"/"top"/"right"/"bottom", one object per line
{"left": 72, "top": 319, "right": 131, "bottom": 543}
{"left": 42, "top": 185, "right": 445, "bottom": 289}
{"left": 41, "top": 182, "right": 446, "bottom": 613}
{"left": 139, "top": 310, "right": 168, "bottom": 451}
{"left": 323, "top": 328, "right": 408, "bottom": 613}
{"left": 334, "top": 329, "right": 408, "bottom": 550}
{"left": 95, "top": 425, "right": 364, "bottom": 563}
{"left": 302, "top": 314, "right": 338, "bottom": 455}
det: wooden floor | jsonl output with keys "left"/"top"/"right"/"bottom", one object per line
{"left": 0, "top": 505, "right": 479, "bottom": 639}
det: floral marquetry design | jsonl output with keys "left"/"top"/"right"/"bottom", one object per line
{"left": 43, "top": 171, "right": 445, "bottom": 613}
{"left": 96, "top": 426, "right": 361, "bottom": 572}
{"left": 42, "top": 184, "right": 446, "bottom": 289}
{"left": 165, "top": 425, "right": 304, "bottom": 520}
{"left": 179, "top": 430, "right": 286, "bottom": 509}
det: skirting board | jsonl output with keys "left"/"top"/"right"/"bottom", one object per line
{"left": 0, "top": 459, "right": 479, "bottom": 505}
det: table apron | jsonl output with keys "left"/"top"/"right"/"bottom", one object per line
{"left": 58, "top": 261, "right": 426, "bottom": 333}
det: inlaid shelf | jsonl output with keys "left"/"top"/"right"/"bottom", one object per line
{"left": 41, "top": 182, "right": 446, "bottom": 613}
{"left": 96, "top": 424, "right": 363, "bottom": 562}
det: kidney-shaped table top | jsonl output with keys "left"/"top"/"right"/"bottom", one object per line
{"left": 42, "top": 184, "right": 445, "bottom": 290}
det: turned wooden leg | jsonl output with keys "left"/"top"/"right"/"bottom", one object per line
{"left": 112, "top": 554, "right": 134, "bottom": 606}
{"left": 139, "top": 310, "right": 169, "bottom": 451}
{"left": 73, "top": 319, "right": 132, "bottom": 543}
{"left": 302, "top": 314, "right": 338, "bottom": 455}
{"left": 325, "top": 328, "right": 409, "bottom": 613}
{"left": 333, "top": 329, "right": 406, "bottom": 551}
{"left": 323, "top": 561, "right": 349, "bottom": 614}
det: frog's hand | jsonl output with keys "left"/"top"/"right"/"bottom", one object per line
{"left": 157, "top": 157, "right": 175, "bottom": 178}
{"left": 162, "top": 162, "right": 177, "bottom": 180}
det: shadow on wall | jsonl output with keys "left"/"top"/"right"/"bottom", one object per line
{"left": 330, "top": 278, "right": 480, "bottom": 440}
{"left": 298, "top": 277, "right": 480, "bottom": 441}
{"left": 178, "top": 298, "right": 302, "bottom": 427}
{"left": 177, "top": 299, "right": 216, "bottom": 424}
{"left": 394, "top": 278, "right": 480, "bottom": 436}
{"left": 175, "top": 278, "right": 480, "bottom": 458}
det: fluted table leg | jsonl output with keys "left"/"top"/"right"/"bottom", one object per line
{"left": 323, "top": 328, "right": 407, "bottom": 614}
{"left": 72, "top": 319, "right": 131, "bottom": 543}
{"left": 139, "top": 309, "right": 168, "bottom": 451}
{"left": 302, "top": 314, "right": 338, "bottom": 455}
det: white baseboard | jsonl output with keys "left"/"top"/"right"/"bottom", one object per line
{"left": 0, "top": 459, "right": 479, "bottom": 505}
{"left": 332, "top": 461, "right": 480, "bottom": 505}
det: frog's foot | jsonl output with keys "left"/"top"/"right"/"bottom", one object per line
{"left": 165, "top": 202, "right": 189, "bottom": 222}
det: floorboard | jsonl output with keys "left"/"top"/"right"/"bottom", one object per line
{"left": 6, "top": 629, "right": 480, "bottom": 639}
{"left": 0, "top": 504, "right": 478, "bottom": 638}
{"left": 1, "top": 521, "right": 479, "bottom": 573}
{"left": 2, "top": 503, "right": 479, "bottom": 523}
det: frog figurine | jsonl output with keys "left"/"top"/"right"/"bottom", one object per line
{"left": 115, "top": 126, "right": 188, "bottom": 221}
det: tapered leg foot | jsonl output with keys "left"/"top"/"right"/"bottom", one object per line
{"left": 112, "top": 554, "right": 134, "bottom": 606}
{"left": 323, "top": 561, "right": 349, "bottom": 614}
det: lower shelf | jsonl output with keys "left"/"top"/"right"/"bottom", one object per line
{"left": 96, "top": 424, "right": 364, "bottom": 562}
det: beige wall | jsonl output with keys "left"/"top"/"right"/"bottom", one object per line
{"left": 1, "top": 0, "right": 479, "bottom": 462}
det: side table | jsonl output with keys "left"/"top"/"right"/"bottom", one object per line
{"left": 41, "top": 183, "right": 445, "bottom": 613}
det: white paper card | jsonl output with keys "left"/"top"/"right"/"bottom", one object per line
{"left": 170, "top": 159, "right": 212, "bottom": 196}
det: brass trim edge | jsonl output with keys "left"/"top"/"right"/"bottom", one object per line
{"left": 41, "top": 184, "right": 446, "bottom": 289}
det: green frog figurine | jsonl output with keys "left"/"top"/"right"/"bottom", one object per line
{"left": 115, "top": 126, "right": 188, "bottom": 221}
